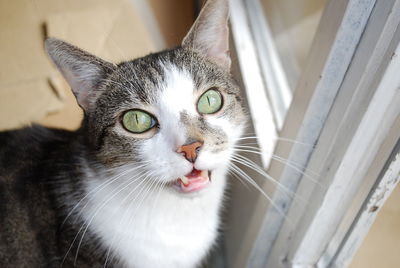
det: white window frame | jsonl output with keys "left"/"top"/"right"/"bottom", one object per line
{"left": 229, "top": 0, "right": 278, "bottom": 168}
{"left": 242, "top": 0, "right": 293, "bottom": 130}
{"left": 227, "top": 0, "right": 400, "bottom": 267}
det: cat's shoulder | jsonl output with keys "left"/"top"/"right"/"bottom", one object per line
{"left": 0, "top": 125, "right": 75, "bottom": 176}
{"left": 0, "top": 124, "right": 72, "bottom": 144}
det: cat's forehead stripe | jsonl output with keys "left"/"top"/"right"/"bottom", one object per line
{"left": 159, "top": 64, "right": 197, "bottom": 116}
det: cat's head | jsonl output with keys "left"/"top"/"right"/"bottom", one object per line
{"left": 46, "top": 0, "right": 245, "bottom": 194}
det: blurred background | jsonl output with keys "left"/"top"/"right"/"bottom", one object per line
{"left": 0, "top": 0, "right": 399, "bottom": 267}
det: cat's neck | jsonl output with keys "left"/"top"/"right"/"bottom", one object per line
{"left": 78, "top": 165, "right": 229, "bottom": 267}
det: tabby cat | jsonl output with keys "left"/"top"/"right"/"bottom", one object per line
{"left": 0, "top": 0, "right": 245, "bottom": 267}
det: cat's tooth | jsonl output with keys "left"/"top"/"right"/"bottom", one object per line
{"left": 180, "top": 175, "right": 189, "bottom": 185}
{"left": 201, "top": 170, "right": 209, "bottom": 179}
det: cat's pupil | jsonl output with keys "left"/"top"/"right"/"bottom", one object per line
{"left": 122, "top": 110, "right": 155, "bottom": 133}
{"left": 197, "top": 88, "right": 223, "bottom": 114}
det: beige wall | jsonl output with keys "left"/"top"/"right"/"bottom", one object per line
{"left": 149, "top": 0, "right": 195, "bottom": 48}
{"left": 350, "top": 184, "right": 400, "bottom": 268}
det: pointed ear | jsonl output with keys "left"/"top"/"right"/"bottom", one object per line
{"left": 45, "top": 38, "right": 114, "bottom": 111}
{"left": 182, "top": 0, "right": 231, "bottom": 70}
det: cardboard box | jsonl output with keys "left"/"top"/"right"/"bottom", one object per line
{"left": 0, "top": 0, "right": 157, "bottom": 131}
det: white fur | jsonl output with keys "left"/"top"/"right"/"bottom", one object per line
{"left": 83, "top": 168, "right": 227, "bottom": 268}
{"left": 81, "top": 65, "right": 241, "bottom": 267}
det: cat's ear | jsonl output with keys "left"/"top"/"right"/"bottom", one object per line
{"left": 182, "top": 0, "right": 231, "bottom": 70}
{"left": 45, "top": 38, "right": 114, "bottom": 111}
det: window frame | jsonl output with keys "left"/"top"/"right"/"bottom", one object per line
{"left": 243, "top": 0, "right": 293, "bottom": 129}
{"left": 229, "top": 0, "right": 278, "bottom": 168}
{"left": 227, "top": 0, "right": 400, "bottom": 267}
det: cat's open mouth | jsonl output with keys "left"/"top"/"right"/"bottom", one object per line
{"left": 174, "top": 168, "right": 211, "bottom": 193}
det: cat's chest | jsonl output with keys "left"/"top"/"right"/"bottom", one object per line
{"left": 81, "top": 174, "right": 226, "bottom": 268}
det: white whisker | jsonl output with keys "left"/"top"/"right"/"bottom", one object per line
{"left": 228, "top": 164, "right": 293, "bottom": 226}
{"left": 234, "top": 145, "right": 320, "bottom": 177}
{"left": 64, "top": 165, "right": 150, "bottom": 265}
{"left": 235, "top": 135, "right": 315, "bottom": 147}
{"left": 74, "top": 168, "right": 152, "bottom": 265}
{"left": 230, "top": 154, "right": 308, "bottom": 205}
{"left": 104, "top": 173, "right": 162, "bottom": 267}
{"left": 103, "top": 170, "right": 160, "bottom": 267}
{"left": 233, "top": 148, "right": 323, "bottom": 188}
{"left": 62, "top": 161, "right": 150, "bottom": 227}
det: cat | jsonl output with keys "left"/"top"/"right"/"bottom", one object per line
{"left": 0, "top": 0, "right": 246, "bottom": 267}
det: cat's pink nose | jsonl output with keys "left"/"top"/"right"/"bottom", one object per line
{"left": 176, "top": 141, "right": 203, "bottom": 163}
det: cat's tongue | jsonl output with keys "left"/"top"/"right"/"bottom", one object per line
{"left": 177, "top": 169, "right": 210, "bottom": 193}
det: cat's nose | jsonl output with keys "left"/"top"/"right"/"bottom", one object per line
{"left": 176, "top": 140, "right": 203, "bottom": 163}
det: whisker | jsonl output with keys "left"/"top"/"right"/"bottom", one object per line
{"left": 103, "top": 170, "right": 159, "bottom": 267}
{"left": 230, "top": 154, "right": 309, "bottom": 205}
{"left": 235, "top": 135, "right": 315, "bottom": 147}
{"left": 62, "top": 161, "right": 150, "bottom": 227}
{"left": 227, "top": 169, "right": 250, "bottom": 189}
{"left": 104, "top": 173, "right": 163, "bottom": 267}
{"left": 149, "top": 179, "right": 167, "bottom": 216}
{"left": 62, "top": 165, "right": 149, "bottom": 265}
{"left": 74, "top": 168, "right": 153, "bottom": 265}
{"left": 232, "top": 148, "right": 323, "bottom": 188}
{"left": 234, "top": 145, "right": 321, "bottom": 178}
{"left": 271, "top": 154, "right": 320, "bottom": 178}
{"left": 64, "top": 166, "right": 149, "bottom": 265}
{"left": 228, "top": 164, "right": 293, "bottom": 226}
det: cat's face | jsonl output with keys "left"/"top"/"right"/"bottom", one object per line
{"left": 88, "top": 49, "right": 245, "bottom": 193}
{"left": 45, "top": 0, "right": 244, "bottom": 194}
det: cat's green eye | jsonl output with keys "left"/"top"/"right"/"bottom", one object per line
{"left": 122, "top": 110, "right": 156, "bottom": 133}
{"left": 197, "top": 89, "right": 223, "bottom": 114}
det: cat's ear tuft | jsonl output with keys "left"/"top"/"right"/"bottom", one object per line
{"left": 182, "top": 0, "right": 231, "bottom": 70}
{"left": 45, "top": 38, "right": 114, "bottom": 111}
